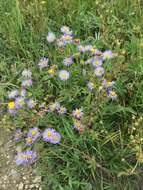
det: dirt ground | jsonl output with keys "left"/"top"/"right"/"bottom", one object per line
{"left": 0, "top": 127, "right": 42, "bottom": 190}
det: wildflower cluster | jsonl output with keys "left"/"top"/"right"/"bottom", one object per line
{"left": 43, "top": 128, "right": 61, "bottom": 144}
{"left": 5, "top": 26, "right": 118, "bottom": 165}
{"left": 43, "top": 26, "right": 117, "bottom": 100}
{"left": 14, "top": 126, "right": 61, "bottom": 165}
{"left": 26, "top": 127, "right": 40, "bottom": 146}
{"left": 72, "top": 108, "right": 84, "bottom": 132}
{"left": 7, "top": 69, "right": 36, "bottom": 115}
{"left": 15, "top": 150, "right": 37, "bottom": 165}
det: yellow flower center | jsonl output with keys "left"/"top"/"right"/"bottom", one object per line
{"left": 60, "top": 107, "right": 65, "bottom": 112}
{"left": 65, "top": 35, "right": 70, "bottom": 40}
{"left": 27, "top": 138, "right": 33, "bottom": 143}
{"left": 29, "top": 154, "right": 32, "bottom": 159}
{"left": 59, "top": 41, "right": 63, "bottom": 45}
{"left": 98, "top": 70, "right": 102, "bottom": 74}
{"left": 42, "top": 60, "right": 47, "bottom": 65}
{"left": 24, "top": 71, "right": 28, "bottom": 75}
{"left": 23, "top": 155, "right": 28, "bottom": 159}
{"left": 18, "top": 99, "right": 24, "bottom": 105}
{"left": 47, "top": 131, "right": 52, "bottom": 137}
{"left": 105, "top": 53, "right": 110, "bottom": 58}
{"left": 18, "top": 156, "right": 22, "bottom": 160}
{"left": 111, "top": 91, "right": 116, "bottom": 96}
{"left": 32, "top": 130, "right": 37, "bottom": 136}
{"left": 52, "top": 136, "right": 58, "bottom": 141}
{"left": 49, "top": 36, "right": 53, "bottom": 39}
{"left": 8, "top": 102, "right": 15, "bottom": 109}
{"left": 61, "top": 73, "right": 67, "bottom": 78}
{"left": 107, "top": 81, "right": 112, "bottom": 86}
{"left": 91, "top": 48, "right": 95, "bottom": 53}
{"left": 25, "top": 81, "right": 29, "bottom": 85}
{"left": 75, "top": 122, "right": 81, "bottom": 127}
{"left": 75, "top": 109, "right": 81, "bottom": 115}
{"left": 95, "top": 61, "right": 99, "bottom": 65}
{"left": 16, "top": 133, "right": 21, "bottom": 137}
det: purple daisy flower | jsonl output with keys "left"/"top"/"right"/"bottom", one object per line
{"left": 28, "top": 127, "right": 40, "bottom": 139}
{"left": 61, "top": 34, "right": 73, "bottom": 44}
{"left": 73, "top": 120, "right": 84, "bottom": 131}
{"left": 25, "top": 150, "right": 37, "bottom": 164}
{"left": 108, "top": 90, "right": 117, "bottom": 100}
{"left": 58, "top": 70, "right": 70, "bottom": 81}
{"left": 21, "top": 79, "right": 32, "bottom": 88}
{"left": 102, "top": 50, "right": 113, "bottom": 60}
{"left": 60, "top": 26, "right": 72, "bottom": 35}
{"left": 72, "top": 108, "right": 84, "bottom": 118}
{"left": 42, "top": 128, "right": 55, "bottom": 142}
{"left": 15, "top": 152, "right": 24, "bottom": 165}
{"left": 94, "top": 67, "right": 104, "bottom": 77}
{"left": 90, "top": 48, "right": 100, "bottom": 55}
{"left": 47, "top": 32, "right": 56, "bottom": 43}
{"left": 38, "top": 57, "right": 49, "bottom": 69}
{"left": 14, "top": 129, "right": 22, "bottom": 141}
{"left": 92, "top": 58, "right": 103, "bottom": 67}
{"left": 22, "top": 70, "right": 32, "bottom": 78}
{"left": 15, "top": 97, "right": 25, "bottom": 109}
{"left": 22, "top": 151, "right": 29, "bottom": 163}
{"left": 20, "top": 88, "right": 27, "bottom": 97}
{"left": 57, "top": 106, "right": 67, "bottom": 115}
{"left": 8, "top": 90, "right": 18, "bottom": 99}
{"left": 57, "top": 39, "right": 66, "bottom": 47}
{"left": 63, "top": 57, "right": 73, "bottom": 67}
{"left": 27, "top": 98, "right": 36, "bottom": 108}
{"left": 102, "top": 79, "right": 115, "bottom": 89}
{"left": 87, "top": 82, "right": 95, "bottom": 91}
{"left": 48, "top": 102, "right": 60, "bottom": 112}
{"left": 26, "top": 136, "right": 35, "bottom": 146}
{"left": 77, "top": 45, "right": 86, "bottom": 53}
{"left": 50, "top": 132, "right": 61, "bottom": 144}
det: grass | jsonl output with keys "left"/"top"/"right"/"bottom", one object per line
{"left": 0, "top": 0, "right": 143, "bottom": 189}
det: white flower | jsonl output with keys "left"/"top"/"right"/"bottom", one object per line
{"left": 38, "top": 57, "right": 49, "bottom": 69}
{"left": 47, "top": 32, "right": 56, "bottom": 42}
{"left": 61, "top": 26, "right": 72, "bottom": 35}
{"left": 63, "top": 57, "right": 73, "bottom": 66}
{"left": 58, "top": 70, "right": 70, "bottom": 81}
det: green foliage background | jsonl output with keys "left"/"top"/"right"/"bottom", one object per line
{"left": 0, "top": 0, "right": 143, "bottom": 190}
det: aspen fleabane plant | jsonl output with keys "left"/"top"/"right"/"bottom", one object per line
{"left": 5, "top": 26, "right": 117, "bottom": 165}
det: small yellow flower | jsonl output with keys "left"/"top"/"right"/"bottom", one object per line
{"left": 8, "top": 102, "right": 15, "bottom": 109}
{"left": 48, "top": 69, "right": 55, "bottom": 75}
{"left": 75, "top": 121, "right": 81, "bottom": 128}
